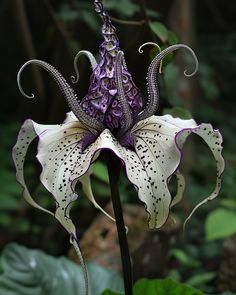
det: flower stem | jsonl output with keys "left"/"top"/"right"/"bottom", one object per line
{"left": 107, "top": 153, "right": 133, "bottom": 295}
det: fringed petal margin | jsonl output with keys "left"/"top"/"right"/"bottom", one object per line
{"left": 175, "top": 123, "right": 225, "bottom": 228}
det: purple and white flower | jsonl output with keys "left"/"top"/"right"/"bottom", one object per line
{"left": 13, "top": 0, "right": 224, "bottom": 244}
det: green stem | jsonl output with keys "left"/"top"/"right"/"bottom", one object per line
{"left": 107, "top": 153, "right": 133, "bottom": 295}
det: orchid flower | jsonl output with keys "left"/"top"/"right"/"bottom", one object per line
{"left": 13, "top": 0, "right": 224, "bottom": 294}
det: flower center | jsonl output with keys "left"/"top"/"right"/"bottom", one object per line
{"left": 80, "top": 18, "right": 144, "bottom": 132}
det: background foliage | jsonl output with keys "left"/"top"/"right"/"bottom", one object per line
{"left": 0, "top": 0, "right": 236, "bottom": 294}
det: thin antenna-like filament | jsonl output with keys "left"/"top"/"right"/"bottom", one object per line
{"left": 137, "top": 43, "right": 199, "bottom": 122}
{"left": 17, "top": 60, "right": 104, "bottom": 134}
{"left": 71, "top": 50, "right": 97, "bottom": 84}
{"left": 115, "top": 51, "right": 133, "bottom": 137}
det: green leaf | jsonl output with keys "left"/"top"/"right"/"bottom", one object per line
{"left": 0, "top": 213, "right": 11, "bottom": 226}
{"left": 93, "top": 161, "right": 109, "bottom": 183}
{"left": 220, "top": 198, "right": 236, "bottom": 209}
{"left": 58, "top": 4, "right": 80, "bottom": 21}
{"left": 185, "top": 272, "right": 215, "bottom": 287}
{"left": 58, "top": 4, "right": 100, "bottom": 32}
{"left": 133, "top": 278, "right": 204, "bottom": 295}
{"left": 79, "top": 10, "right": 100, "bottom": 31}
{"left": 146, "top": 8, "right": 160, "bottom": 18}
{"left": 105, "top": 0, "right": 139, "bottom": 17}
{"left": 0, "top": 170, "right": 21, "bottom": 195}
{"left": 0, "top": 243, "right": 124, "bottom": 295}
{"left": 0, "top": 194, "right": 19, "bottom": 210}
{"left": 163, "top": 107, "right": 193, "bottom": 119}
{"left": 103, "top": 278, "right": 204, "bottom": 295}
{"left": 167, "top": 30, "right": 179, "bottom": 45}
{"left": 102, "top": 290, "right": 124, "bottom": 295}
{"left": 170, "top": 249, "right": 200, "bottom": 268}
{"left": 149, "top": 22, "right": 168, "bottom": 43}
{"left": 205, "top": 208, "right": 236, "bottom": 240}
{"left": 162, "top": 63, "right": 182, "bottom": 106}
{"left": 199, "top": 64, "right": 219, "bottom": 100}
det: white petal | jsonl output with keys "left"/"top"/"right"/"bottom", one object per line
{"left": 170, "top": 171, "right": 186, "bottom": 208}
{"left": 79, "top": 166, "right": 115, "bottom": 222}
{"left": 175, "top": 123, "right": 225, "bottom": 226}
{"left": 12, "top": 119, "right": 54, "bottom": 216}
{"left": 63, "top": 111, "right": 78, "bottom": 123}
{"left": 130, "top": 115, "right": 224, "bottom": 229}
{"left": 35, "top": 119, "right": 88, "bottom": 234}
{"left": 128, "top": 116, "right": 196, "bottom": 228}
{"left": 70, "top": 129, "right": 126, "bottom": 181}
{"left": 132, "top": 114, "right": 197, "bottom": 133}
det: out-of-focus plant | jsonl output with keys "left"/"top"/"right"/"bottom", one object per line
{"left": 103, "top": 278, "right": 204, "bottom": 295}
{"left": 0, "top": 243, "right": 124, "bottom": 295}
{"left": 205, "top": 208, "right": 236, "bottom": 241}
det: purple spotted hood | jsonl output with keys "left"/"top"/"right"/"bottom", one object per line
{"left": 80, "top": 5, "right": 144, "bottom": 131}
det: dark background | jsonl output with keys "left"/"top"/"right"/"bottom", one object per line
{"left": 0, "top": 0, "right": 236, "bottom": 294}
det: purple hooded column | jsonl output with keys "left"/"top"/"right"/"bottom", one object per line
{"left": 80, "top": 3, "right": 144, "bottom": 131}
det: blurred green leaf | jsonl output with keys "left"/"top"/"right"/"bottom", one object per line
{"left": 0, "top": 243, "right": 124, "bottom": 295}
{"left": 0, "top": 170, "right": 20, "bottom": 195}
{"left": 9, "top": 219, "right": 31, "bottom": 233}
{"left": 79, "top": 10, "right": 100, "bottom": 31}
{"left": 205, "top": 208, "right": 236, "bottom": 240}
{"left": 185, "top": 272, "right": 215, "bottom": 287}
{"left": 58, "top": 4, "right": 100, "bottom": 32}
{"left": 103, "top": 290, "right": 124, "bottom": 295}
{"left": 0, "top": 195, "right": 19, "bottom": 210}
{"left": 58, "top": 4, "right": 80, "bottom": 21}
{"left": 133, "top": 278, "right": 203, "bottom": 295}
{"left": 146, "top": 8, "right": 160, "bottom": 18}
{"left": 0, "top": 214, "right": 11, "bottom": 226}
{"left": 163, "top": 63, "right": 181, "bottom": 106}
{"left": 167, "top": 270, "right": 182, "bottom": 282}
{"left": 105, "top": 0, "right": 139, "bottom": 17}
{"left": 92, "top": 161, "right": 109, "bottom": 183}
{"left": 199, "top": 64, "right": 220, "bottom": 100}
{"left": 168, "top": 31, "right": 179, "bottom": 45}
{"left": 170, "top": 249, "right": 200, "bottom": 268}
{"left": 163, "top": 107, "right": 192, "bottom": 119}
{"left": 200, "top": 241, "right": 222, "bottom": 259}
{"left": 220, "top": 198, "right": 236, "bottom": 209}
{"left": 149, "top": 22, "right": 168, "bottom": 43}
{"left": 103, "top": 278, "right": 204, "bottom": 294}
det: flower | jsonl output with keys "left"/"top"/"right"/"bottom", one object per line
{"left": 13, "top": 1, "right": 224, "bottom": 241}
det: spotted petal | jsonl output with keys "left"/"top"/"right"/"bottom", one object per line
{"left": 66, "top": 121, "right": 192, "bottom": 229}
{"left": 79, "top": 166, "right": 115, "bottom": 222}
{"left": 34, "top": 119, "right": 90, "bottom": 235}
{"left": 35, "top": 116, "right": 116, "bottom": 230}
{"left": 12, "top": 119, "right": 54, "bottom": 217}
{"left": 129, "top": 115, "right": 224, "bottom": 229}
{"left": 13, "top": 113, "right": 224, "bottom": 234}
{"left": 175, "top": 122, "right": 225, "bottom": 225}
{"left": 170, "top": 171, "right": 186, "bottom": 208}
